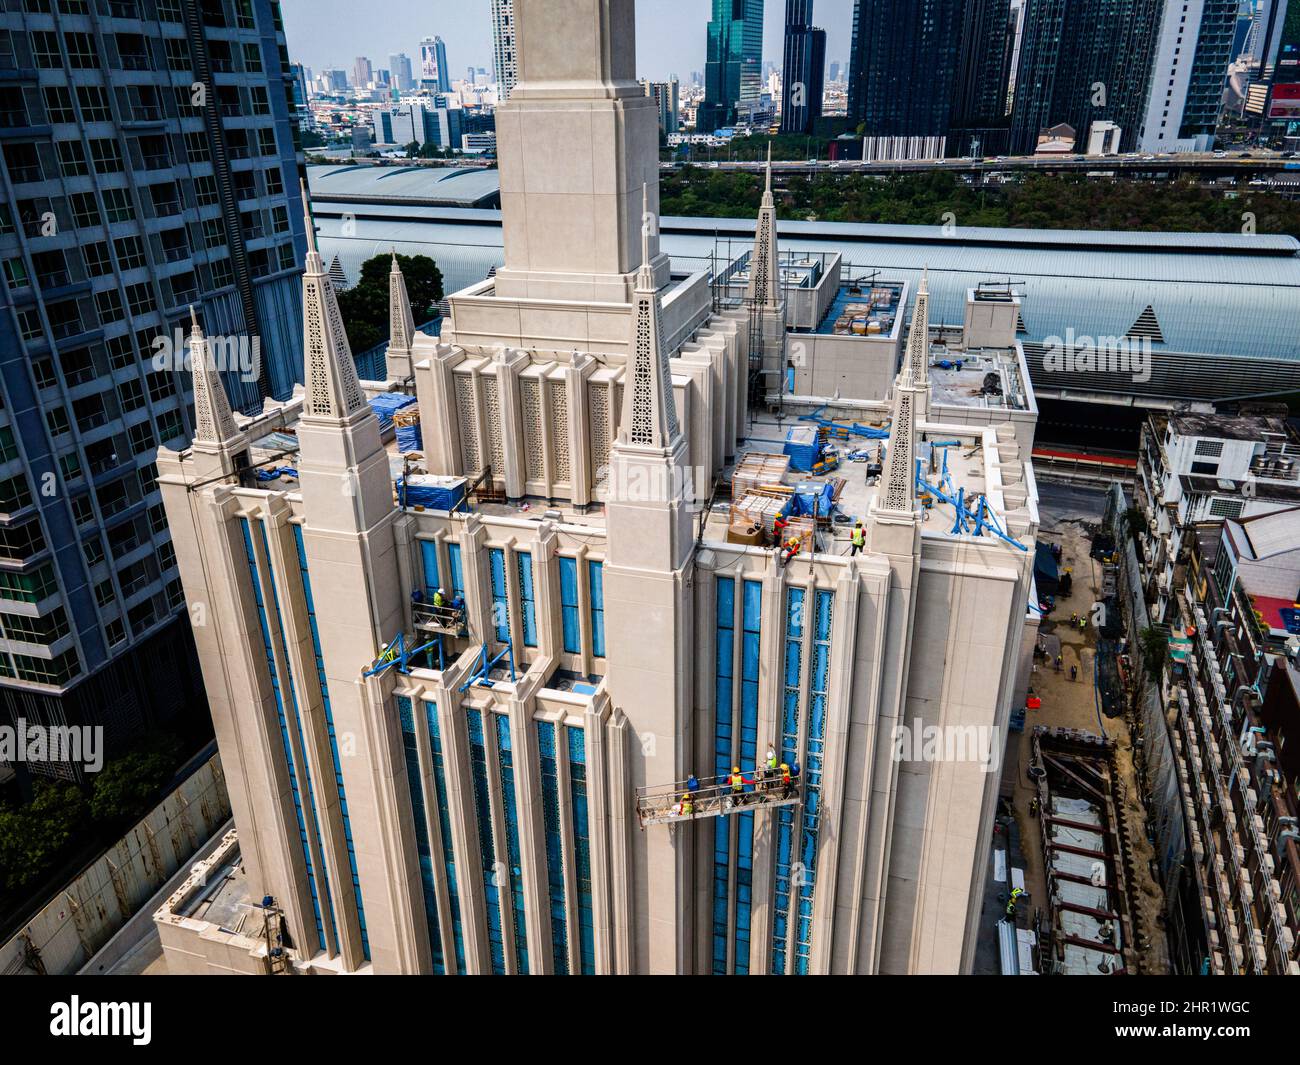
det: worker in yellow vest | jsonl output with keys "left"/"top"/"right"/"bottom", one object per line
{"left": 850, "top": 523, "right": 866, "bottom": 556}
{"left": 728, "top": 766, "right": 753, "bottom": 805}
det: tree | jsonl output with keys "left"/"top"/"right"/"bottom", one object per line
{"left": 0, "top": 781, "right": 88, "bottom": 891}
{"left": 1138, "top": 626, "right": 1167, "bottom": 679}
{"left": 336, "top": 253, "right": 445, "bottom": 355}
{"left": 90, "top": 737, "right": 181, "bottom": 823}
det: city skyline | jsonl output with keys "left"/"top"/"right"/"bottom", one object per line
{"left": 280, "top": 0, "right": 855, "bottom": 82}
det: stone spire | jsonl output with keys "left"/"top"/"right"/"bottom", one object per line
{"left": 300, "top": 180, "right": 368, "bottom": 424}
{"left": 904, "top": 267, "right": 932, "bottom": 417}
{"left": 745, "top": 142, "right": 781, "bottom": 309}
{"left": 874, "top": 343, "right": 925, "bottom": 521}
{"left": 385, "top": 250, "right": 416, "bottom": 380}
{"left": 188, "top": 306, "right": 242, "bottom": 454}
{"left": 618, "top": 184, "right": 680, "bottom": 450}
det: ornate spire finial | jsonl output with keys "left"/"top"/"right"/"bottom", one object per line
{"left": 189, "top": 310, "right": 241, "bottom": 451}
{"left": 765, "top": 141, "right": 773, "bottom": 195}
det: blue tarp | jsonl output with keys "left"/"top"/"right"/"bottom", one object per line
{"left": 1034, "top": 542, "right": 1060, "bottom": 597}
{"left": 369, "top": 393, "right": 419, "bottom": 433}
{"left": 395, "top": 423, "right": 423, "bottom": 453}
{"left": 784, "top": 427, "right": 820, "bottom": 472}
{"left": 789, "top": 482, "right": 835, "bottom": 518}
{"left": 396, "top": 476, "right": 467, "bottom": 512}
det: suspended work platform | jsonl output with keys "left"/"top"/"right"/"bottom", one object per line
{"left": 412, "top": 603, "right": 468, "bottom": 637}
{"left": 636, "top": 771, "right": 801, "bottom": 828}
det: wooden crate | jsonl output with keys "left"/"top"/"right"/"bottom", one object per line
{"left": 732, "top": 453, "right": 790, "bottom": 499}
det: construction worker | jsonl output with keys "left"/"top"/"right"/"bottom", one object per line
{"left": 680, "top": 793, "right": 694, "bottom": 817}
{"left": 433, "top": 587, "right": 446, "bottom": 610}
{"left": 686, "top": 772, "right": 700, "bottom": 794}
{"left": 766, "top": 745, "right": 777, "bottom": 776}
{"left": 772, "top": 514, "right": 789, "bottom": 545}
{"left": 780, "top": 762, "right": 794, "bottom": 799}
{"left": 728, "top": 766, "right": 752, "bottom": 805}
{"left": 850, "top": 522, "right": 866, "bottom": 556}
{"left": 1055, "top": 654, "right": 1062, "bottom": 672}
{"left": 1070, "top": 664, "right": 1078, "bottom": 681}
{"left": 780, "top": 536, "right": 801, "bottom": 567}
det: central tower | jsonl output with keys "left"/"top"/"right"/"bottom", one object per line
{"left": 493, "top": 0, "right": 671, "bottom": 303}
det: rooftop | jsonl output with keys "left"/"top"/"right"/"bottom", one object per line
{"left": 307, "top": 162, "right": 502, "bottom": 209}
{"left": 1169, "top": 410, "right": 1296, "bottom": 442}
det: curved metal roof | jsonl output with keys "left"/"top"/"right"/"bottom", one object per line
{"left": 307, "top": 163, "right": 501, "bottom": 208}
{"left": 310, "top": 205, "right": 1300, "bottom": 362}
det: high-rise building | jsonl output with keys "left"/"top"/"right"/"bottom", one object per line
{"left": 847, "top": 0, "right": 965, "bottom": 149}
{"left": 491, "top": 0, "right": 518, "bottom": 100}
{"left": 1136, "top": 1, "right": 1238, "bottom": 151}
{"left": 389, "top": 53, "right": 415, "bottom": 92}
{"left": 1009, "top": 0, "right": 1164, "bottom": 155}
{"left": 0, "top": 0, "right": 307, "bottom": 779}
{"left": 642, "top": 78, "right": 681, "bottom": 134}
{"left": 353, "top": 56, "right": 373, "bottom": 90}
{"left": 154, "top": 0, "right": 1041, "bottom": 977}
{"left": 948, "top": 0, "right": 1016, "bottom": 157}
{"left": 699, "top": 0, "right": 765, "bottom": 131}
{"left": 323, "top": 68, "right": 349, "bottom": 92}
{"left": 1242, "top": 0, "right": 1300, "bottom": 139}
{"left": 780, "top": 0, "right": 827, "bottom": 134}
{"left": 419, "top": 36, "right": 451, "bottom": 94}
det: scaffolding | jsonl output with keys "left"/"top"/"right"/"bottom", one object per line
{"left": 636, "top": 770, "right": 801, "bottom": 828}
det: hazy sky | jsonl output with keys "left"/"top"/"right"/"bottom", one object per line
{"left": 280, "top": 0, "right": 857, "bottom": 82}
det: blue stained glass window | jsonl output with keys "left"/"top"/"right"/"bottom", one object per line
{"left": 568, "top": 727, "right": 595, "bottom": 974}
{"left": 466, "top": 708, "right": 506, "bottom": 973}
{"left": 493, "top": 714, "right": 530, "bottom": 973}
{"left": 294, "top": 525, "right": 369, "bottom": 960}
{"left": 537, "top": 721, "right": 569, "bottom": 973}
{"left": 398, "top": 695, "right": 444, "bottom": 973}
{"left": 425, "top": 701, "right": 465, "bottom": 973}
{"left": 516, "top": 551, "right": 537, "bottom": 647}
{"left": 588, "top": 561, "right": 605, "bottom": 657}
{"left": 559, "top": 557, "right": 581, "bottom": 653}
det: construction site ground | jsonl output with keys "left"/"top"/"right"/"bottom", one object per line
{"left": 982, "top": 481, "right": 1171, "bottom": 975}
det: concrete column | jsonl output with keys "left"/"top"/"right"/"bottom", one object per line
{"left": 565, "top": 356, "right": 595, "bottom": 506}
{"left": 496, "top": 349, "right": 528, "bottom": 500}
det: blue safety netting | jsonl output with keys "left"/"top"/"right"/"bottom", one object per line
{"left": 395, "top": 422, "right": 423, "bottom": 453}
{"left": 395, "top": 476, "right": 467, "bottom": 512}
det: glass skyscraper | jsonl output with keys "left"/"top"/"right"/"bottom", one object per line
{"left": 1008, "top": 0, "right": 1164, "bottom": 154}
{"left": 699, "top": 0, "right": 765, "bottom": 132}
{"left": 846, "top": 0, "right": 966, "bottom": 138}
{"left": 0, "top": 0, "right": 306, "bottom": 778}
{"left": 780, "top": 0, "right": 826, "bottom": 134}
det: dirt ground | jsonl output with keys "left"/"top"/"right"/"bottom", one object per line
{"left": 1005, "top": 516, "right": 1171, "bottom": 975}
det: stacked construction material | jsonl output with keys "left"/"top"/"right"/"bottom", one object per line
{"left": 731, "top": 452, "right": 790, "bottom": 498}
{"left": 395, "top": 473, "right": 468, "bottom": 512}
{"left": 368, "top": 393, "right": 419, "bottom": 437}
{"left": 394, "top": 408, "right": 423, "bottom": 453}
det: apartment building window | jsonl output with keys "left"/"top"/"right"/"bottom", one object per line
{"left": 77, "top": 86, "right": 111, "bottom": 123}
{"left": 0, "top": 564, "right": 56, "bottom": 603}
{"left": 265, "top": 165, "right": 283, "bottom": 196}
{"left": 56, "top": 141, "right": 87, "bottom": 177}
{"left": 70, "top": 191, "right": 99, "bottom": 229}
{"left": 116, "top": 34, "right": 152, "bottom": 71}
{"left": 0, "top": 427, "right": 16, "bottom": 464}
{"left": 31, "top": 356, "right": 56, "bottom": 388}
{"left": 1, "top": 606, "right": 70, "bottom": 644}
{"left": 58, "top": 453, "right": 81, "bottom": 481}
{"left": 125, "top": 282, "right": 153, "bottom": 318}
{"left": 105, "top": 619, "right": 126, "bottom": 646}
{"left": 57, "top": 345, "right": 95, "bottom": 386}
{"left": 195, "top": 175, "right": 219, "bottom": 207}
{"left": 31, "top": 249, "right": 68, "bottom": 289}
{"left": 42, "top": 86, "right": 74, "bottom": 123}
{"left": 94, "top": 579, "right": 115, "bottom": 607}
{"left": 45, "top": 406, "right": 70, "bottom": 437}
{"left": 107, "top": 334, "right": 135, "bottom": 369}
{"left": 17, "top": 307, "right": 43, "bottom": 342}
{"left": 242, "top": 42, "right": 262, "bottom": 72}
{"left": 258, "top": 127, "right": 277, "bottom": 156}
{"left": 185, "top": 132, "right": 209, "bottom": 164}
{"left": 4, "top": 142, "right": 42, "bottom": 183}
{"left": 3, "top": 257, "right": 28, "bottom": 289}
{"left": 83, "top": 241, "right": 112, "bottom": 278}
{"left": 128, "top": 420, "right": 155, "bottom": 453}
{"left": 103, "top": 188, "right": 133, "bottom": 223}
{"left": 146, "top": 370, "right": 173, "bottom": 403}
{"left": 95, "top": 289, "right": 125, "bottom": 325}
{"left": 0, "top": 519, "right": 46, "bottom": 562}
{"left": 64, "top": 33, "right": 98, "bottom": 70}
{"left": 31, "top": 31, "right": 60, "bottom": 69}
{"left": 202, "top": 217, "right": 225, "bottom": 248}
{"left": 117, "top": 378, "right": 144, "bottom": 412}
{"left": 82, "top": 536, "right": 104, "bottom": 566}
{"left": 588, "top": 560, "right": 604, "bottom": 657}
{"left": 156, "top": 410, "right": 182, "bottom": 444}
{"left": 13, "top": 648, "right": 80, "bottom": 684}
{"left": 114, "top": 235, "right": 147, "bottom": 272}
{"left": 71, "top": 495, "right": 95, "bottom": 526}
{"left": 165, "top": 38, "right": 191, "bottom": 72}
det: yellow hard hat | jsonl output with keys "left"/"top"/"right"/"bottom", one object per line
{"left": 732, "top": 766, "right": 740, "bottom": 774}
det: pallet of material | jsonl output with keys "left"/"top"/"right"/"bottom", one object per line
{"left": 730, "top": 492, "right": 789, "bottom": 534}
{"left": 732, "top": 453, "right": 791, "bottom": 499}
{"left": 777, "top": 515, "right": 816, "bottom": 551}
